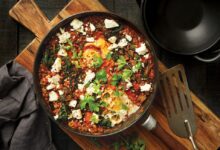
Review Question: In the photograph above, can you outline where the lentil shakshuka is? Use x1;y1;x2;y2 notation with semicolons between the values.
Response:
39;15;155;134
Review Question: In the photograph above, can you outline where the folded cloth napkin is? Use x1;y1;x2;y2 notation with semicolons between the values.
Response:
0;61;56;150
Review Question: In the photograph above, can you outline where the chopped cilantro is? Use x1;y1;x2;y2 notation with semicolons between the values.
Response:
80;95;99;112
96;69;107;83
100;101;108;107
111;74;122;86
113;89;122;97
106;52;112;60
90;113;100;124
122;69;133;80
64;45;72;51
67;39;73;47
117;56;127;70
93;56;103;68
132;61;142;73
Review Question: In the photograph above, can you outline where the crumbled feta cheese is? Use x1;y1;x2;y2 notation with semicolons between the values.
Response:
104;19;119;28
70;19;83;30
58;48;67;56
57;28;70;43
140;83;151;92
108;43;118;50
142;63;145;67
86;37;95;42
58;90;64;95
84;70;95;85
125;34;132;42
132;66;138;73
86;83;95;95
144;53;149;59
54;114;59;120
51;58;62;72
69;100;77;108
107;110;127;127
72;109;82;119
46;84;55;90
108;36;117;43
126;80;133;89
49;91;59;101
78;71;95;91
79;95;84;100
128;105;140;116
77;26;86;35
78;84;84;91
48;74;60;85
135;43;148;55
118;38;128;48
89;23;96;31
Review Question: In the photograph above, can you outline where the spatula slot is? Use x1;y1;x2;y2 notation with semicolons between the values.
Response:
159;78;171;117
165;76;178;114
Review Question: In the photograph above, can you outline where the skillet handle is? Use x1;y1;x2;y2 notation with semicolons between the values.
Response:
194;49;220;63
142;115;187;150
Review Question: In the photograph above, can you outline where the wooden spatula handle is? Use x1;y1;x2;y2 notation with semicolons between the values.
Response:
9;0;50;39
142;115;187;150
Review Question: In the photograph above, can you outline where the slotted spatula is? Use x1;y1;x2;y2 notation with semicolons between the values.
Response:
159;64;198;150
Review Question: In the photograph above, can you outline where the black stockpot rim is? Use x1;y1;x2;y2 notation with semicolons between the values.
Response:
140;0;220;56
33;11;159;137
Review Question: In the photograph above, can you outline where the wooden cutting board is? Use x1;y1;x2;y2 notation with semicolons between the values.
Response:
9;0;220;149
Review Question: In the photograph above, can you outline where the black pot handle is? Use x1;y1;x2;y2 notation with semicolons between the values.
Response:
194;49;220;63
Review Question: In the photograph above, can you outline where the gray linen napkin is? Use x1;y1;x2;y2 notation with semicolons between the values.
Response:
0;61;56;150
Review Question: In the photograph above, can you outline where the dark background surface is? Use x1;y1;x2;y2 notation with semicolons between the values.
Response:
1;0;220;149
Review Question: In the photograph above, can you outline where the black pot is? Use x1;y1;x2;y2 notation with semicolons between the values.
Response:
138;0;220;63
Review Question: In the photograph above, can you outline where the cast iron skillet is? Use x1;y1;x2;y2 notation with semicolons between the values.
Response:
138;0;220;62
33;12;159;137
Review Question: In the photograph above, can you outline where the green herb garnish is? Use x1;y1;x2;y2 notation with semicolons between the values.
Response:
106;52;112;60
57;104;68;121
111;74;122;86
113;89;122;97
117;56;127;70
122;69;133;80
96;69;107;83
93;56;103;68
80;95;99;112
90;113;100;124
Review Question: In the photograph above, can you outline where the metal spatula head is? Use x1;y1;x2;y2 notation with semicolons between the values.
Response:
159;65;197;141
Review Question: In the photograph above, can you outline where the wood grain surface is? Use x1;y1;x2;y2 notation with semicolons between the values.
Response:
8;0;220;149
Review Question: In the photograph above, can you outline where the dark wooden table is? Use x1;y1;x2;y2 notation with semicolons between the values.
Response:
1;0;220;149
